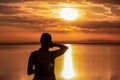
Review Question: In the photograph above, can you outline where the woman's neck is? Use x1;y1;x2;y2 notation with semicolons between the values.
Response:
41;47;49;51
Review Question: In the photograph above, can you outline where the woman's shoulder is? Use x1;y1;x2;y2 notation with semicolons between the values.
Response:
31;49;40;55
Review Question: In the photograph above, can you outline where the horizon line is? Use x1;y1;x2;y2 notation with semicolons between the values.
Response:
0;42;120;45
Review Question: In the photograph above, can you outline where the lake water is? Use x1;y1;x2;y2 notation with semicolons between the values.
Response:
0;44;120;80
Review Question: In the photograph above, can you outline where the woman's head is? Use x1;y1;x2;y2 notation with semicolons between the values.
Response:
40;33;53;48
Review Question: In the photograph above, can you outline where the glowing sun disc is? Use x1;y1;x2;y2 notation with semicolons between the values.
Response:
59;8;79;20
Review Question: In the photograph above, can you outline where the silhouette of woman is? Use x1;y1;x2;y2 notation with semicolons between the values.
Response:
27;33;68;80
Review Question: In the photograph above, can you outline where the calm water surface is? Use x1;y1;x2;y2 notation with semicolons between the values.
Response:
0;44;120;80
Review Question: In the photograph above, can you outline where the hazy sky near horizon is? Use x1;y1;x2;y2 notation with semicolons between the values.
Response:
0;0;120;43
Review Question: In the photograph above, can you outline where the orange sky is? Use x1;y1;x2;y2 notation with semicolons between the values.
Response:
0;0;120;43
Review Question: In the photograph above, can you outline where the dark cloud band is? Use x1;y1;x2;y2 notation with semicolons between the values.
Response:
87;0;120;5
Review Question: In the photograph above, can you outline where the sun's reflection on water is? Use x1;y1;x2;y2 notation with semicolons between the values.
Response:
62;44;75;79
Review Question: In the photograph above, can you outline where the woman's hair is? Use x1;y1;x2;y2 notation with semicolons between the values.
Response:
40;33;52;47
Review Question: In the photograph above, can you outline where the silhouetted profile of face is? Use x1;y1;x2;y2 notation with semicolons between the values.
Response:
40;33;53;48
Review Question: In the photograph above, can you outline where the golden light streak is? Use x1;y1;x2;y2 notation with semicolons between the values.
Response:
62;44;75;79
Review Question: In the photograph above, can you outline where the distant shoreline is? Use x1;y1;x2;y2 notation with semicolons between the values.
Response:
0;42;120;45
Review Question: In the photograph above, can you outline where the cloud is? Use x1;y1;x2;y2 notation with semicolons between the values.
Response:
0;15;61;33
0;1;120;35
0;0;120;5
0;1;120;20
0;0;32;3
0;4;25;15
104;4;120;16
60;21;120;34
0;0;66;3
0;11;120;34
86;0;120;5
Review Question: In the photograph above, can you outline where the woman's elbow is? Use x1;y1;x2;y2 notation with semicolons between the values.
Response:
64;46;68;51
27;69;34;75
27;70;32;75
27;71;30;75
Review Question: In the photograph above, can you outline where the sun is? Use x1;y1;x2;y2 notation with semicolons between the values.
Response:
59;8;79;21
